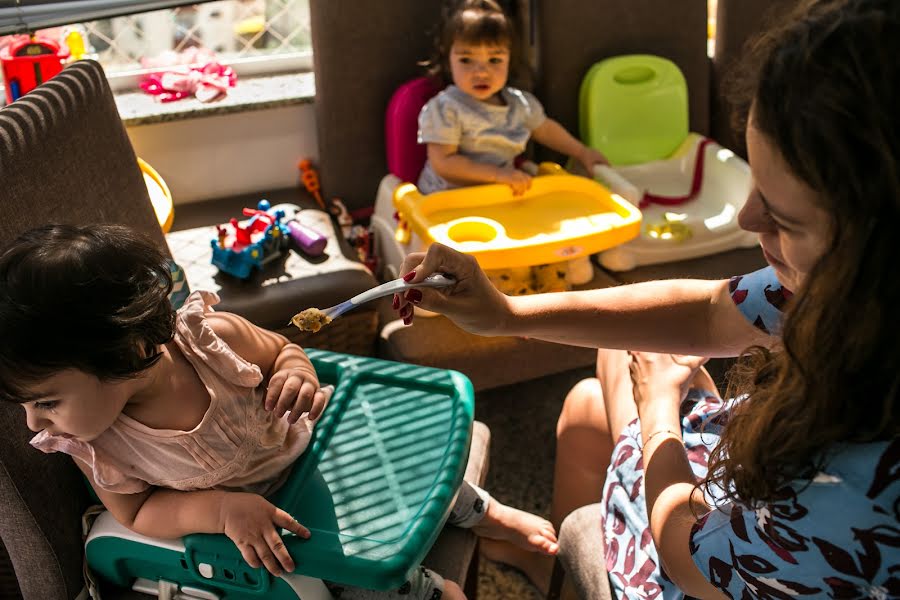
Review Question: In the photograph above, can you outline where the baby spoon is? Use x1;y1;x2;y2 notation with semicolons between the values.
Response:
291;273;455;331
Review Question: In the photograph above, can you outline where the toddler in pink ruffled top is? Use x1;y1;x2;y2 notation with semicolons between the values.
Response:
29;288;314;497
0;224;559;600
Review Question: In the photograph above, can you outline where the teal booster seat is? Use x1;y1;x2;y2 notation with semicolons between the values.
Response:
85;349;475;599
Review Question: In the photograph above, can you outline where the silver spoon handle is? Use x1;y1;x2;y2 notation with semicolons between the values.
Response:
347;273;455;307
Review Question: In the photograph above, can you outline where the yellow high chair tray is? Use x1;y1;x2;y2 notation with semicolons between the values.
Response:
394;175;641;270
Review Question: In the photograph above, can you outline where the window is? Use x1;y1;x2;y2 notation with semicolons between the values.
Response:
1;0;311;91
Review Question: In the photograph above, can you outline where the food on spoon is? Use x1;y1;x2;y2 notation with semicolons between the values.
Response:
291;308;332;332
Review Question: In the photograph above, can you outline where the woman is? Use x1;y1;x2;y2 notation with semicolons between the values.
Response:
392;0;899;597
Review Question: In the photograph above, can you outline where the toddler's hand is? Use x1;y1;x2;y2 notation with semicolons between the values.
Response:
218;492;310;576
265;367;331;423
578;146;610;174
496;168;532;195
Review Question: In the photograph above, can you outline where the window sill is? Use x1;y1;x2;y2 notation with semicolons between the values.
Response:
116;71;315;127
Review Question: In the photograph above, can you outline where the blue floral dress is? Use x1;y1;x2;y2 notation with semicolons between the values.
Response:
601;267;900;599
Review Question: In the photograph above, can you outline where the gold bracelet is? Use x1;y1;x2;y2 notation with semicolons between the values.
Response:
642;428;681;447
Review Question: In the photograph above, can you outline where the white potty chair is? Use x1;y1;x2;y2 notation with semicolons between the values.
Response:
580;54;758;271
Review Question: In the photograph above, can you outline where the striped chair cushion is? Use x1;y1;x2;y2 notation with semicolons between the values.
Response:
0;59;163;600
0;60;165;252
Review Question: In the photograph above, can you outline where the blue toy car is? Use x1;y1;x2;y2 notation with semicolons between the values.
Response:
210;200;290;279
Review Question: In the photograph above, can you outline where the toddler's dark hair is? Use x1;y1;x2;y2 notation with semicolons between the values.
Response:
0;224;175;403
423;0;528;87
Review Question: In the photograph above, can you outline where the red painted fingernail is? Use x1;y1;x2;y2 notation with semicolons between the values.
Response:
403;317;412;326
406;289;423;303
403;271;416;282
392;295;399;310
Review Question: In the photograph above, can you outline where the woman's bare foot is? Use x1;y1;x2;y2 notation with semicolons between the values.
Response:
480;538;556;596
471;500;559;555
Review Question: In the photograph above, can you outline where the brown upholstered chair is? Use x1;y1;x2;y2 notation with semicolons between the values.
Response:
0;60;490;600
535;0;711;162
0;59;160;600
535;0;767;287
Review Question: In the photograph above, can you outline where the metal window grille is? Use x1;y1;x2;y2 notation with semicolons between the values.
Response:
2;0;310;76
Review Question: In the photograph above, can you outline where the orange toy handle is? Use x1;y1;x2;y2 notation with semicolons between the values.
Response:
298;159;326;209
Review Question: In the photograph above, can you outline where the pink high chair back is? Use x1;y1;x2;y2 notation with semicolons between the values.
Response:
385;77;442;184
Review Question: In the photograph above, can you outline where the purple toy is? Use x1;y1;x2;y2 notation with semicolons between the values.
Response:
288;220;328;256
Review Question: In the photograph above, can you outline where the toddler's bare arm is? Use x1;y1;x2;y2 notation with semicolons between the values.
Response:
427;142;528;191
75;458;308;575
76;456;226;537
207;310;327;422
531;118;608;171
204;311;308;382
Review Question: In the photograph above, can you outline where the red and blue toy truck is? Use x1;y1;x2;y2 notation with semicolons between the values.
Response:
210;200;290;279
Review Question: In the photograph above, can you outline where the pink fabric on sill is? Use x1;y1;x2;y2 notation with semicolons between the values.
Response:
140;62;237;103
31;290;317;496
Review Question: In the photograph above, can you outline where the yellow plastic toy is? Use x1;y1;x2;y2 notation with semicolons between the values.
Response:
139;158;174;233
392;174;641;270
64;30;87;62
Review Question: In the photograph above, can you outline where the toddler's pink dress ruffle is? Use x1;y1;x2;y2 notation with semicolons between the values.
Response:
31;291;315;496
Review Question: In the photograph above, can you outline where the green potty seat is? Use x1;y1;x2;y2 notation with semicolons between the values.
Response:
85;349;475;599
579;54;689;166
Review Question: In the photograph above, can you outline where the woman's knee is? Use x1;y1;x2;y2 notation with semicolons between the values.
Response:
556;377;610;441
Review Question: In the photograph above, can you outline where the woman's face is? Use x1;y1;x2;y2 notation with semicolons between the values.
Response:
738;118;833;292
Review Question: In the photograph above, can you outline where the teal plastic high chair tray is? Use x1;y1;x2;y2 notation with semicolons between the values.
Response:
85;349;474;598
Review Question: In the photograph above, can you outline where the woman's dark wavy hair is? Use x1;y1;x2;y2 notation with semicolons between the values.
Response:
422;0;530;88
705;0;900;504
0;224;175;403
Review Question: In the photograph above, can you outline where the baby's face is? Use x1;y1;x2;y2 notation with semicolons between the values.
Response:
21;369;132;442
449;41;510;103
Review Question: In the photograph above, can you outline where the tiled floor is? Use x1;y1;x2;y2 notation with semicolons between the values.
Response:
472;366;596;600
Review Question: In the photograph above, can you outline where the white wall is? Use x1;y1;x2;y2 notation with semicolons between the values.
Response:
126;103;318;205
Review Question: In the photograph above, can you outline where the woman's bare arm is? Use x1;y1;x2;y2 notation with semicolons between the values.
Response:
501;278;773;358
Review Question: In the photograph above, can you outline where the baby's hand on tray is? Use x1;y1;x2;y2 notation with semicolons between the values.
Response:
266;367;332;423
218;492;310;576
